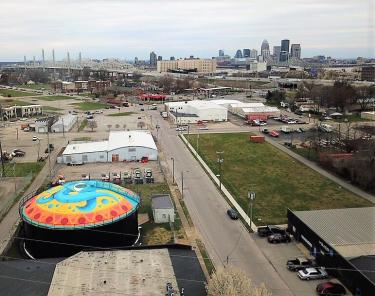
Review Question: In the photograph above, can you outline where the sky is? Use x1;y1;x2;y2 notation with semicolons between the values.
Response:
0;0;374;61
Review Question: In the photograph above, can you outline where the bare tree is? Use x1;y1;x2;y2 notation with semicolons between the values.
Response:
207;267;272;296
107;124;112;131
123;124;127;131
137;121;145;130
87;120;97;132
115;124;120;129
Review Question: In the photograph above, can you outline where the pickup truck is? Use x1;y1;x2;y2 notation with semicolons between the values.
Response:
286;257;316;271
257;225;287;237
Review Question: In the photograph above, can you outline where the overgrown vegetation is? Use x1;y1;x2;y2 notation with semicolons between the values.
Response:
187;133;372;225
106;112;135;117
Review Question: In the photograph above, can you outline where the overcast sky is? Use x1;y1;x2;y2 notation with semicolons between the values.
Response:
0;0;374;61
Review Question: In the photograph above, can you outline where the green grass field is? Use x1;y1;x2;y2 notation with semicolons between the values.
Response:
3;162;44;177
35;95;72;101
106;112;135;117
72;102;108;110
20;83;51;90
187;133;373;224
0;89;36;97
78;119;88;131
0;98;35;106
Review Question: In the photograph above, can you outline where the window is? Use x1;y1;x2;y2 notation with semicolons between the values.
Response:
162;214;167;218
128;148;136;152
99;155;104;159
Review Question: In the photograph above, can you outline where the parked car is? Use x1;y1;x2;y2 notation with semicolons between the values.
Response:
11;149;25;157
86;114;94;119
176;126;187;131
45;144;54;153
140;108;145;111
101;173;110;182
267;233;291;243
316;282;346;296
257;225;287;237
133;169;143;184
262;128;269;134
227;209;239;220
269;130;279;137
32;136;39;141
123;171;132;184
298;267;328;280
81;173;90;180
287;257;316;271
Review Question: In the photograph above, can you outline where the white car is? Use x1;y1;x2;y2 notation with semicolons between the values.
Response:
298;267;328;280
32;136;39;141
176;126;187;131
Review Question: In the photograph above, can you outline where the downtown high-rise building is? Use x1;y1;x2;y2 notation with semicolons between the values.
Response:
250;49;258;59
273;46;281;62
243;49;251;58
261;39;270;59
290;44;301;59
157;55;163;61
235;49;243;58
219;49;225;57
150;51;157;67
280;39;290;62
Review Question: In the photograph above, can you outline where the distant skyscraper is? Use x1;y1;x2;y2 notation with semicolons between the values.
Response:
150;51;157;66
235;49;243;58
261;40;269;51
170;56;175;61
280;39;290;62
273;46;281;62
219;49;224;57
261;40;270;59
134;57;139;64
290;44;301;59
243;49;250;58
250;49;258;59
157;56;162;61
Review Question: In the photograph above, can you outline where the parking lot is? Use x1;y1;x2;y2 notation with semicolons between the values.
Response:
54;161;164;184
252;233;349;296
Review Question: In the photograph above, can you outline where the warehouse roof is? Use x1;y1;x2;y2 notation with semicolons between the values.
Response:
187;100;226;110
151;194;174;209
48;246;206;296
52;114;77;126
108;131;157;151
229;102;265;108
63;131;157;155
293;207;375;258
242;106;280;113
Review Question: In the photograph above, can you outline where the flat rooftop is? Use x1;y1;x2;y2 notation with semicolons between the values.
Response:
293;207;375;258
48;246;206;296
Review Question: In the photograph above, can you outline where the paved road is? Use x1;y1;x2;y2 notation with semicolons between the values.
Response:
151;110;293;296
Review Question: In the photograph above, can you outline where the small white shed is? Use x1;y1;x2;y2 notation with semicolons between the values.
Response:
151;194;175;223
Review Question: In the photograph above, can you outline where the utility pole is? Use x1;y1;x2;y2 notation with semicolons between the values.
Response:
47;130;51;178
181;171;184;199
62;117;65;138
0;140;5;177
171;157;175;183
196;129;200;156
216;151;224;190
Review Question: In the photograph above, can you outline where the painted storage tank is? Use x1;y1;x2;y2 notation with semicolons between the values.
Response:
19;180;140;258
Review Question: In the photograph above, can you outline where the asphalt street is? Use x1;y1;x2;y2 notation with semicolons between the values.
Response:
150;110;294;296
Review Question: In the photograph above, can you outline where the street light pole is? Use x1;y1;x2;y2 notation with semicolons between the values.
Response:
196;129;200;156
248;191;256;231
216;151;224;190
171;157;175;184
181;171;184;199
47;130;51;178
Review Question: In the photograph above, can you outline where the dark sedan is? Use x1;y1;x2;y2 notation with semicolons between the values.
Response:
227;209;239;220
267;233;291;243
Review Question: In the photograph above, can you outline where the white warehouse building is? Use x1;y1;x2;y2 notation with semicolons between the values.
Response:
165;100;227;124
57;131;158;165
51;114;78;133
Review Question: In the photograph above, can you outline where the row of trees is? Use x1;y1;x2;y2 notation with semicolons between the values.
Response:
295;81;374;112
158;75;205;93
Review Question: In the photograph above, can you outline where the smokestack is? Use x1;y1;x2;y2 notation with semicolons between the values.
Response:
42;49;45;70
33;56;36;67
24;56;27;69
67;52;70;67
79;52;82;66
52;49;55;66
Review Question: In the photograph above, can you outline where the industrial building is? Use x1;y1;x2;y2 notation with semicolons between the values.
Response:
1;104;43;120
151;194;175;223
165;100;227;124
35;116;55;133
288;207;375;296
361;111;375;121
57;130;158;165
157;58;217;73
51;114;78;133
228;102;280;120
20;180;141;258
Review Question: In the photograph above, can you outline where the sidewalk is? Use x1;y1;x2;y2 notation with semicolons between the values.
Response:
0;151;58;255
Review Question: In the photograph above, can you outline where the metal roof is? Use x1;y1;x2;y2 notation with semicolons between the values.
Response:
62;130;157;155
151;194;174;209
293;207;375;257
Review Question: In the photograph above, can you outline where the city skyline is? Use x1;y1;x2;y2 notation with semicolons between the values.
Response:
0;0;374;61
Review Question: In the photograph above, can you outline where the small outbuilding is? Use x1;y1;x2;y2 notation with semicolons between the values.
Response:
151;194;175;223
51;114;78;133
